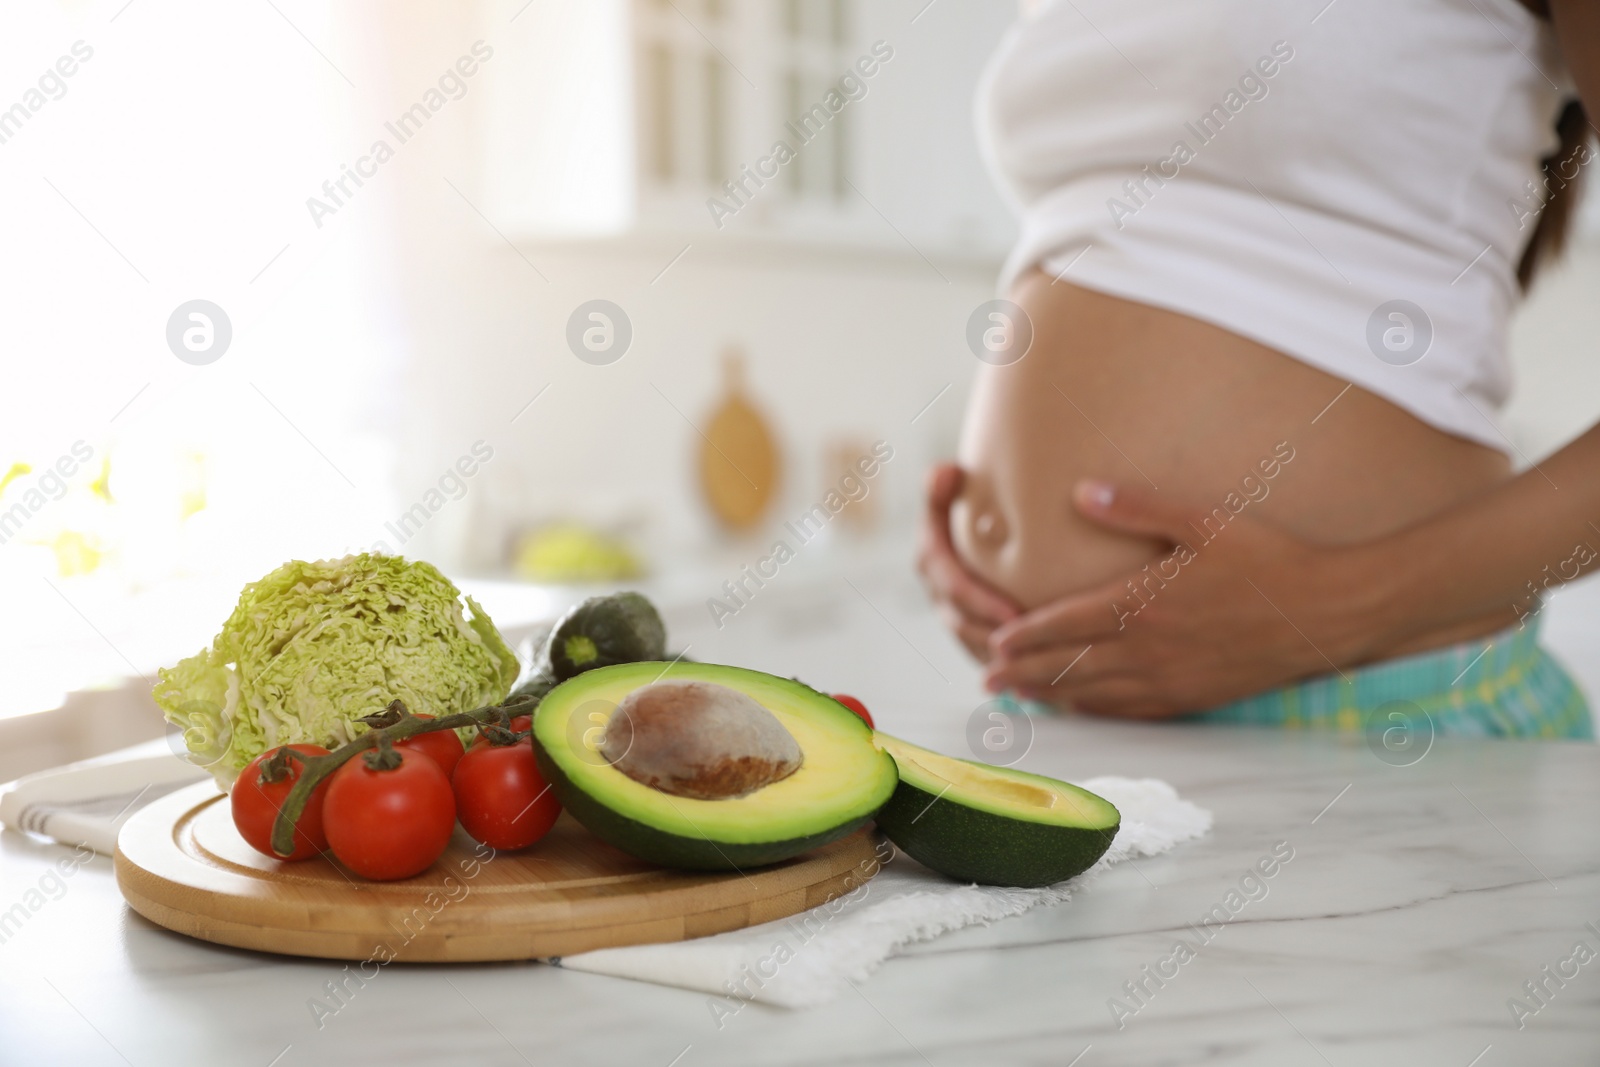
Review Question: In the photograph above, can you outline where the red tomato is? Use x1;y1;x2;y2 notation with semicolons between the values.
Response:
231;744;331;861
393;714;466;779
831;694;874;729
324;748;457;880
452;739;560;851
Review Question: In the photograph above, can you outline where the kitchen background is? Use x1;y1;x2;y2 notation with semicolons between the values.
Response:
2;0;1598;780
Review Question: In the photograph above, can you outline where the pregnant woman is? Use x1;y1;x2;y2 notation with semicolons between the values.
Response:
920;0;1598;736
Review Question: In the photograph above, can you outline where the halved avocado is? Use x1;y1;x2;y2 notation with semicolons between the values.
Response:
873;734;1120;888
533;661;898;870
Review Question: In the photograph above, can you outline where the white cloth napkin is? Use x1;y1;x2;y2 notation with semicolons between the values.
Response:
0;749;1209;1008
550;777;1211;1009
0;746;207;855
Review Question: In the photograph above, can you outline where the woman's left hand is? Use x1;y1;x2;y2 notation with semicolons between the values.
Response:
982;480;1387;718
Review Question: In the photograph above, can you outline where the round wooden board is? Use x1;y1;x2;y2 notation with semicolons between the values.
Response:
115;781;884;963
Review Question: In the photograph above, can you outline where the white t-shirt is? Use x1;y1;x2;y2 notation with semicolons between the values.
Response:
978;0;1573;450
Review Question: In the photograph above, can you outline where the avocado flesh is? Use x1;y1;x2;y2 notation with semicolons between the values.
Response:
873;734;1120;888
533;661;898;870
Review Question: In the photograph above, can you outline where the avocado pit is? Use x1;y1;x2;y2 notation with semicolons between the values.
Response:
600;680;803;800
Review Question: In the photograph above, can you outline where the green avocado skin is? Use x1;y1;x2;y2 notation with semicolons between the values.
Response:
546;593;668;681
874;779;1119;888
533;742;879;870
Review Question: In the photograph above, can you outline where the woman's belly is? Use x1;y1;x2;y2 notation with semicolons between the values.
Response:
954;270;1514;655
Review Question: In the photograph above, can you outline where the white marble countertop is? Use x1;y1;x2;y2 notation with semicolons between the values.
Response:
2;567;1597;1066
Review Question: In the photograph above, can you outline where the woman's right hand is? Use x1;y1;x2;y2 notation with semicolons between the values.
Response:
916;463;1022;662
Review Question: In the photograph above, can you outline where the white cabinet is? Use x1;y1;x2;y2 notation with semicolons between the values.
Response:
479;0;1016;261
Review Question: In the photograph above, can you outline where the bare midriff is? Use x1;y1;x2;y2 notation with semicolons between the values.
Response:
953;269;1516;661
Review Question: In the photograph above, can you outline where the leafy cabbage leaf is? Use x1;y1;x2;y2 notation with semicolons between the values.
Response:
153;554;517;788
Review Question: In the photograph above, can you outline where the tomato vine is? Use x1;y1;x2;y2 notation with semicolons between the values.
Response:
267;693;539;857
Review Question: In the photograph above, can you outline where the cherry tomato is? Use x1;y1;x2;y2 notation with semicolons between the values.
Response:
324;748;456;880
831;694;874;729
393;714;466;779
232;744;331;861
452;739;560;851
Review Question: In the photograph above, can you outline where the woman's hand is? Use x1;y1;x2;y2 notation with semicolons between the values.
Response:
916;463;1022;662
982;481;1388;718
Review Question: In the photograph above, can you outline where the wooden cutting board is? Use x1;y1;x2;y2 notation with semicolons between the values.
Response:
698;350;780;531
115;781;883;963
